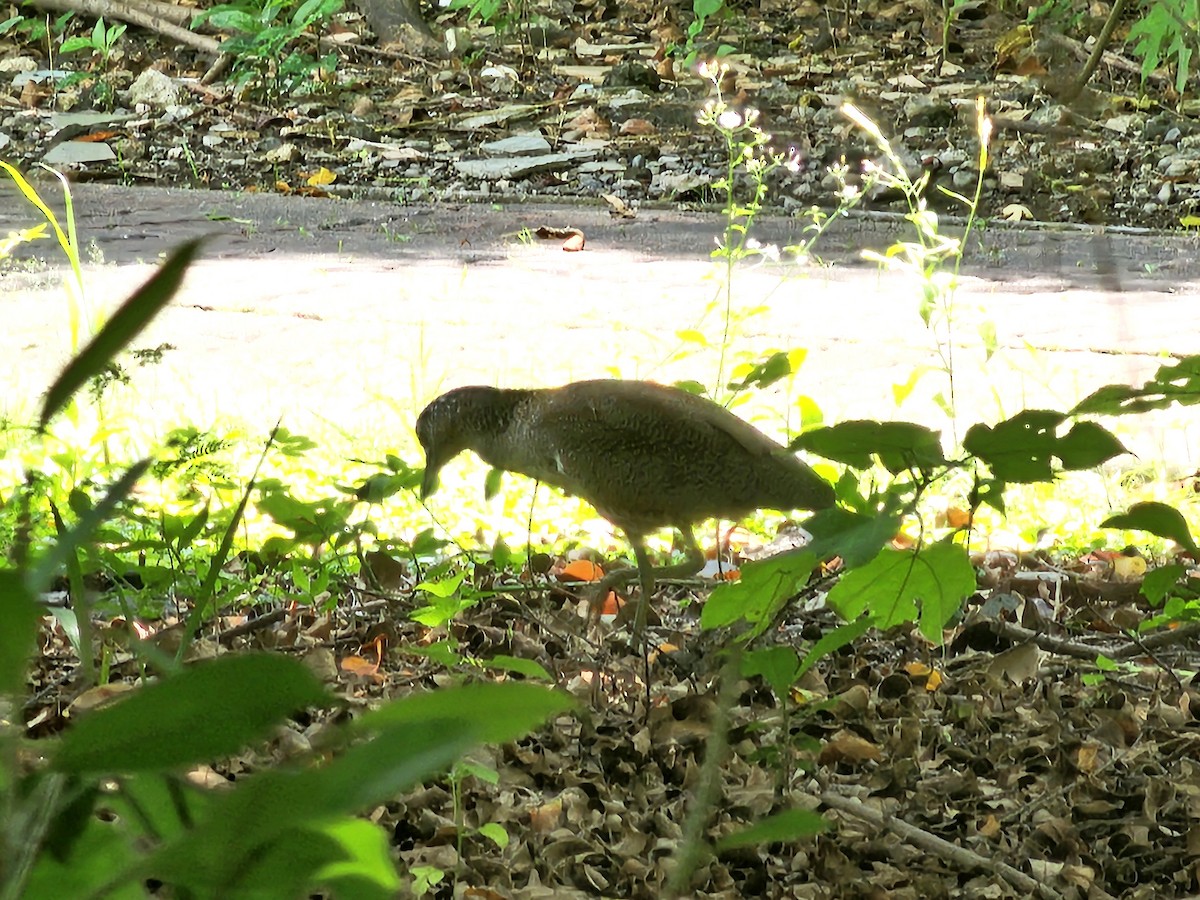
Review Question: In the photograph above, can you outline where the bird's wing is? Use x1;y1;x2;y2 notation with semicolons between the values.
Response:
563;380;794;459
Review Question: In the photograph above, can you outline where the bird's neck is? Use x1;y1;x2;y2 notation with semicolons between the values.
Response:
470;388;536;468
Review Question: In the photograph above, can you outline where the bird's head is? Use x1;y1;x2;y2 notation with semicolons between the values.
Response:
415;386;510;500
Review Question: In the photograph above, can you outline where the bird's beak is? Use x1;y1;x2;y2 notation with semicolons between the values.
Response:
419;465;439;500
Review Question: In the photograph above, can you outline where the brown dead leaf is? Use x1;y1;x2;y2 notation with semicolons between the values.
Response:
819;729;882;765
618;118;657;136
529;797;563;832
602;193;635;218
988;643;1041;684
69;682;136;715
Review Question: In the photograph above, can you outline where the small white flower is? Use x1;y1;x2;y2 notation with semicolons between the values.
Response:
718;110;742;129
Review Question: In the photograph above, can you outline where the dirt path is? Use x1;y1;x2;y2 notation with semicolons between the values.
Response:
3;184;1199;469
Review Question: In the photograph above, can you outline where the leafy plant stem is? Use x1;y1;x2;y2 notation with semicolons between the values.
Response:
667;647;739;895
179;422;281;657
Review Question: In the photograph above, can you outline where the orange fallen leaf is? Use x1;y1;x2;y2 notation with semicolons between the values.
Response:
598;591;623;616
561;559;603;582
340;655;381;679
945;506;970;528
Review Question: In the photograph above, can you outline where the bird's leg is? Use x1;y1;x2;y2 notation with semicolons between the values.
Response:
589;528;707;642
630;538;656;649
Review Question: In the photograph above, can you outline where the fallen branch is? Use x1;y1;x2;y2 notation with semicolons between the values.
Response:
29;0;222;56
819;789;1071;900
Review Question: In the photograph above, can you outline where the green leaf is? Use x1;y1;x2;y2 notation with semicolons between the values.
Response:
414;572;465;599
353;683;574;745
716;808;827;851
796;617;873;677
963;410;1125;482
32;460;152;593
53;654;331;774
741;646;799;699
354;470;418;503
40;239;205;428
701;551;818;633
25;809;143;899
807;507;902;569
1101;502;1199;555
1073;355;1200;416
793;421;945;473
0;571;42;696
477;822;509;849
1054;421;1128;470
312;819;401;897
727;351;792;392
483;654;552;681
483;467;504;500
1140;563;1187;607
825;540;974;642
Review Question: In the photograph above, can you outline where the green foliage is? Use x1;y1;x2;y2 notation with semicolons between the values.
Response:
940;0;983;60
59;16;127;65
1024;0;1087;29
848;99;994;439
1101;501;1199;555
1;161;88;349
826;540;975;642
1073;354;1200;415
0;11;73;47
39;240;204;429
1127;0;1199;96
962;411;1127;483
692;63;867;413
193;0;342;98
447;0;505;24
674;0;735;65
716;808;828;850
0;173;574;898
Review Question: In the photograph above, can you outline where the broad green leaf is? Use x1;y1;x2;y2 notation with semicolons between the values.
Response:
702;551;818;632
1101;502;1199;555
963;410;1064;481
1139;563;1187;607
716;808;827;851
796;617;873;678
825;540;974;642
727;351;793;392
354;682;574;744
0;571;42;695
963;410;1125;482
741;646;799;699
483;467;504;500
145;720;476;892
807;507;901;569
1054;421;1127;470
793;421;945;473
53;654;331;774
478;822;509;849
354;471;417;503
40;239;205;427
415;571;465;599
24;813;143;900
313;819;400;898
1073;355;1200;416
483;654;552;681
